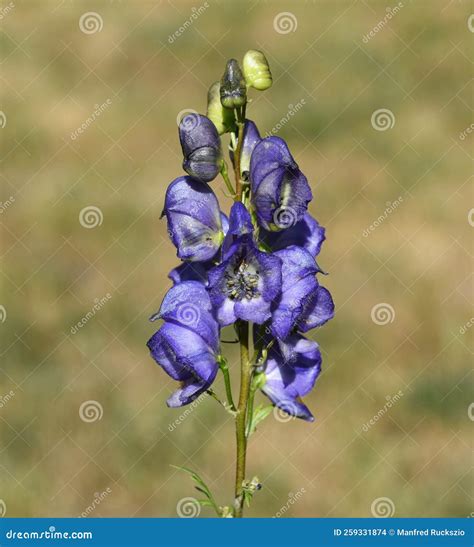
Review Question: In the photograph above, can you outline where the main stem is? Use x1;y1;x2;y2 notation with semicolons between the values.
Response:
234;320;251;517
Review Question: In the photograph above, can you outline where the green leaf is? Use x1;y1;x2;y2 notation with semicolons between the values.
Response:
247;404;273;436
171;465;221;516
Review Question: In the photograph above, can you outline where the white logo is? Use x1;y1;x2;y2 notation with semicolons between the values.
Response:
79;400;103;423
273;402;297;423
371;497;395;517
0;305;6;323
79;206;103;229
176;303;201;327
177;109;200;131
0;111;6;128
371;303;395;325
273;12;298;34
176;496;201;518
468;208;474;227
468;14;474;33
273;206;298;229
0;499;6;517
371;108;395;131
79;12;103;35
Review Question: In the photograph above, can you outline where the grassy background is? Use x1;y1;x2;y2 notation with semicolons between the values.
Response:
0;0;472;518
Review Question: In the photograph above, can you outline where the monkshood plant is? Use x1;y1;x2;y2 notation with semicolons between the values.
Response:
147;50;334;518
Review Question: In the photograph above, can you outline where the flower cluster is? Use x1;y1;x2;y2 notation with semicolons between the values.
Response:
147;50;334;422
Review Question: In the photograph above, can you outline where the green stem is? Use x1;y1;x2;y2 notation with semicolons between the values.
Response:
220;161;235;197
233;107;246;201
219;357;236;411
234;320;251;517
245;377;256;437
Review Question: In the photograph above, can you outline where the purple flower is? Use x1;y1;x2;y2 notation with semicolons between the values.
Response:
208;203;282;326
163;176;224;262
271;246;334;340
250;137;312;231
147;282;220;407
259;213;325;258
179;114;222;183
261;333;322;421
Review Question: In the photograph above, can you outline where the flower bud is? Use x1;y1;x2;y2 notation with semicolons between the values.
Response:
220;59;247;109
243;50;272;91
206;81;235;135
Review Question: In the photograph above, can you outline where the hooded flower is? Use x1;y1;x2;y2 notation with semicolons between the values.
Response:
208;202;282;326
261;333;322;421
163;176;224;262
147;281;220;407
271;245;334;340
179;113;222;183
250;137;312;232
259;213;325;258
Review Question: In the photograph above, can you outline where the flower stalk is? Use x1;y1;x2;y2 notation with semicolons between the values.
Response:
147;50;334;518
234;320;251;517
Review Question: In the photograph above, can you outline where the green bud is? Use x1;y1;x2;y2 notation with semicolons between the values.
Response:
206;81;235;135
242;49;272;91
220;59;247;109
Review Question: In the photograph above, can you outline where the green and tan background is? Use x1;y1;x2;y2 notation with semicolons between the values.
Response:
0;0;472;518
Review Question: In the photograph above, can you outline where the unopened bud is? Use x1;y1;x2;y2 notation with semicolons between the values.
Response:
207;81;235;135
220;59;247;109
243;50;272;91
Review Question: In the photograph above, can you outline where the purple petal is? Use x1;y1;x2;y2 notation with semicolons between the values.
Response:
260;213;326;257
262;334;322;421
147;322;218;384
250;137;312;231
164;176;223;262
298;285;335;332
179;114;222;183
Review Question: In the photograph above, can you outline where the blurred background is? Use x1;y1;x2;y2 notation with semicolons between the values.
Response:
0;0;472;518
